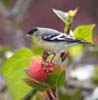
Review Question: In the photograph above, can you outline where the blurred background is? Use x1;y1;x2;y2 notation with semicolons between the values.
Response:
0;0;98;100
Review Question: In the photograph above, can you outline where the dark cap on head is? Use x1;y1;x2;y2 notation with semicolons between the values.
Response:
27;27;38;35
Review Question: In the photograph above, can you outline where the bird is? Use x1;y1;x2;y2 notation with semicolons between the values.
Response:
27;27;90;60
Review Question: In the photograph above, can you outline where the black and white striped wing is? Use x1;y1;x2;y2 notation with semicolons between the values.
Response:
42;32;80;43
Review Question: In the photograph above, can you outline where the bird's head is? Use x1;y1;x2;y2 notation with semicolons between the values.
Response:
27;27;38;36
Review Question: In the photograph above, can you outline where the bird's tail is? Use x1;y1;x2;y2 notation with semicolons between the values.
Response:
78;40;94;45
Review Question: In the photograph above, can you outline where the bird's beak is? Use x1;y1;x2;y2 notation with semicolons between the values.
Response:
26;33;30;37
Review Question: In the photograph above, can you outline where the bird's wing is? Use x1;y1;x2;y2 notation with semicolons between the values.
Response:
42;32;80;43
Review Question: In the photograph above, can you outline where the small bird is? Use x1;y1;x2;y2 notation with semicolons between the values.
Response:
27;27;90;59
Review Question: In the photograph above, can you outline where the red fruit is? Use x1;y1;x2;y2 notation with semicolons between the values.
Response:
27;58;56;82
28;61;48;82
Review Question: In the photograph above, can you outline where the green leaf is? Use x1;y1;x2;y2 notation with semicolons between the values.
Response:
1;48;33;100
24;78;47;91
2;0;10;7
47;67;60;87
56;70;66;89
22;89;37;100
68;8;78;18
73;24;95;43
53;8;69;24
53;8;78;25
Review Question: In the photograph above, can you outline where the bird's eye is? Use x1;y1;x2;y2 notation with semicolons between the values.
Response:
27;28;38;35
